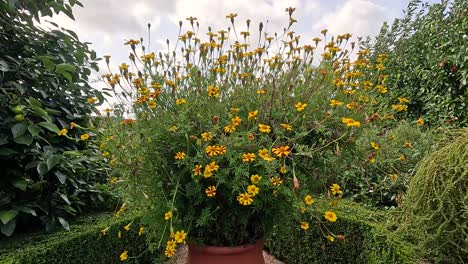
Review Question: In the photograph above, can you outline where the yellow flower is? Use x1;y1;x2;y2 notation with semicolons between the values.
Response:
58;128;68;136
201;132;212;141
87;97;97;104
230;108;240;113
280;123;292;131
329;99;344;107
215;145;227;155
324;211;337;222
207;85;220;97
242;153;256;162
80;133;90;140
165;245;176;257
258;124;271;133
231;116;242;126
370;142;380;150
148;100;156;109
165;211;172;220
175;152;186;160
174;230;187;243
280;165;287;174
138;226;144;236
417;117;424;126
205;186;217;197
118;231;122;239
248;110;258;120
205;145;218;157
193;165;203;176
250;174;262;184
270;176;283;187
399;154;406;161
175;98;187;105
404;141;413;148
391;104;408;112
102;151;110;158
330;184;343;196
224;124;236;133
304;195;314;205
120;250;128;261
226;13;238;19
124;223;131;231
258;148;275;161
295;102;307;112
247;185;259;197
327;235;335;242
397;97;410;104
70;122;77;129
237;192;253;206
248;133;255;141
390;174;398;181
256;89;267;94
272;146;290;158
300;221;309;230
341;117;361;127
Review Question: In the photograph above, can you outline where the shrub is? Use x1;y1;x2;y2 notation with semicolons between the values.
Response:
364;0;468;126
0;212;153;264
0;0;112;236
397;130;467;263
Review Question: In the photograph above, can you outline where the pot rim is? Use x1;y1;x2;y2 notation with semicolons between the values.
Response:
188;239;264;255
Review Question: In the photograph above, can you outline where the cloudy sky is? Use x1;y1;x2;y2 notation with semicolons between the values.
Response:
43;0;440;110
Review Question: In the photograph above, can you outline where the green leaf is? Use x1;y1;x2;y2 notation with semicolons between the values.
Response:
59;193;71;205
0;148;17;156
38;122;59;133
47;155;62;171
15;206;36;216
42;58;56;71
28;124;40;136
12;179;28;191
11;123;27;138
0;210;18;224
56;63;76;73
1;219;16;236
14;134;33;145
63;150;82;157
57;217;70;231
31;106;51;122
28;97;42;107
37;162;49;176
55;171;67;184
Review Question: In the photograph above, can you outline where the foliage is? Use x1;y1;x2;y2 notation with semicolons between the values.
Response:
101;7;419;260
397;130;467;263
266;200;421;264
363;0;468;126
0;0;113;236
0;212;152;264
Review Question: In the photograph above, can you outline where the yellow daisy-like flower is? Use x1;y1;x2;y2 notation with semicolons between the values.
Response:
87;97;97;104
272;146;290;158
118;231;122;239
205;145;218;157
205;186;217;197
250;174;262;184
124;223;131;231
304;195;314;205
215;145;227;155
256;89;266;94
58;128;68;136
330;99;344;107
224;124;236;133
165;211;172;220
165;245;176;257
324;211;337;222
258;124;271;133
370;142;380;150
270;176;283;187
330;184;343;196
237;192;253;206
138;226;144;236
175;152;186;160
242;153;256;162
341;117;361;127
248;110;258;120
120;250;128;261
207;85;220;97
231;116;242;126
206;161;220;172
230;108;240;113
247;185;259;197
417;117;424;126
280;165;287;174
327;235;335;242
175;98;187;105
80;133;90;140
390;174;398;181
404;141;413;148
295;102;307;112
397;97;410;104
399;154;406;161
258;148;275;162
300;221;309;230
174;230;187;243
148;100;156;109
193;165;203;176
280;123;292;131
201;132;213;141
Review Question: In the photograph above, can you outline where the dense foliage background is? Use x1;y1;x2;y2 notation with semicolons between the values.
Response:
0;0;112;236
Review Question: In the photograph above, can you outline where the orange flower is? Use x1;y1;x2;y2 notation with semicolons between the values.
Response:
272;146;290;158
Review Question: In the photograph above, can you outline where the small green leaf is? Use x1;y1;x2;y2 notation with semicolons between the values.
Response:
63;151;82;157
28;97;42;107
37;162;49;176
57;217;70;231
28;124;40;136
1;219;16;236
15;206;36;216
31;106;51;122
0;210;18;224
0;148;17;156
47;155;61;171
12;179;28;191
56;63;76;73
59;193;71;205
14;134;33;145
11;123;27;138
38;122;59;133
55;171;67;184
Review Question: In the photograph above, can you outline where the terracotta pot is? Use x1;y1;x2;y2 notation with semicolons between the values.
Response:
187;239;265;264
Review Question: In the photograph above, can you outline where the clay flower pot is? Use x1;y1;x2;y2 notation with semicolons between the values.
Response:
187;239;265;264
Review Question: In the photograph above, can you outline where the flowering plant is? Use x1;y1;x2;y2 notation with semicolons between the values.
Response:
101;8;409;259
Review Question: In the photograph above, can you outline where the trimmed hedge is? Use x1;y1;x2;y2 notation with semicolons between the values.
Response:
265;200;422;264
0;212;154;264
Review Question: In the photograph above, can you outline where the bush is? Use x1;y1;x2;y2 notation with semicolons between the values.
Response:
265;200;421;264
397;130;467;263
364;0;468;126
0;212;153;264
0;0;113;236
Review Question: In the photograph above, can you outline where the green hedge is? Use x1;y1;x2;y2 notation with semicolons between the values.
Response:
0;212;154;264
265;201;422;264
